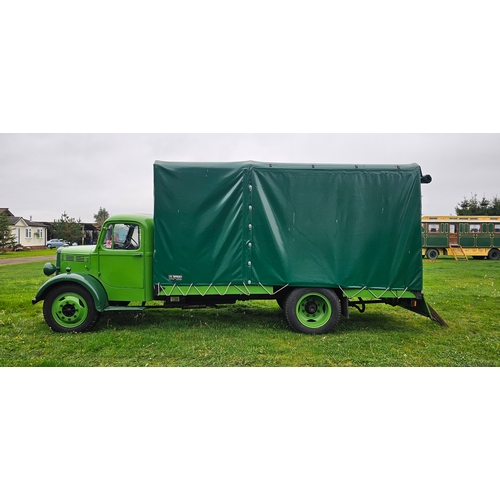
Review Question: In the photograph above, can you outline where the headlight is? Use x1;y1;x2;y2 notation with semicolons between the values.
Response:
43;262;57;276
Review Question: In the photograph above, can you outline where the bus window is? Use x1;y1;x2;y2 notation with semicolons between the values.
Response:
449;224;457;233
495;224;500;233
469;223;481;233
428;223;440;233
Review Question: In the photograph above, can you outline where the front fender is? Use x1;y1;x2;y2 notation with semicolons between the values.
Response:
32;273;109;312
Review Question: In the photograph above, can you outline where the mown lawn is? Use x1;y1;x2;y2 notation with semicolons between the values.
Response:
0;248;56;259
1;258;499;366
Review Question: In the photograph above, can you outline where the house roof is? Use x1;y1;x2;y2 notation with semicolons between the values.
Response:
27;220;48;227
7;216;27;226
3;208;92;230
2;208;48;228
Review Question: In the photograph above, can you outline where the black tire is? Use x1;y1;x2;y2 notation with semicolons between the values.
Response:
43;284;100;333
275;296;286;309
488;248;500;260
426;248;439;259
285;288;341;334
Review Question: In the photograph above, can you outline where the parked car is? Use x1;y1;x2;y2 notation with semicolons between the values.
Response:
47;239;69;249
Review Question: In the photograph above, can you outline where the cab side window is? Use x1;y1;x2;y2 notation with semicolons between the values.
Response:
103;224;141;250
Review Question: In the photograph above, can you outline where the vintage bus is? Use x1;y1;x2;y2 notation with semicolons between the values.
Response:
422;216;500;260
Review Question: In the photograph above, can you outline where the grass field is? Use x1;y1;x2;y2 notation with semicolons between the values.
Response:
1;258;499;366
0;248;57;259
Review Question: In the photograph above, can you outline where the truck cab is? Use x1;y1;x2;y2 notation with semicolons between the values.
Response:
97;215;154;302
32;214;154;332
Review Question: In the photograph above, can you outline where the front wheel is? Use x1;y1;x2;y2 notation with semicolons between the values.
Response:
285;288;341;334
43;284;100;333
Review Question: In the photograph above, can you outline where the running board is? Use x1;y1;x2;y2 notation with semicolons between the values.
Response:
104;306;146;312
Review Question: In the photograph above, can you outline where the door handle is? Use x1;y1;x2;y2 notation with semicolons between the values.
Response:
133;253;143;257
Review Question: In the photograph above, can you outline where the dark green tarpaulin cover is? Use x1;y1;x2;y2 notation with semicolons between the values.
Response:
153;161;424;291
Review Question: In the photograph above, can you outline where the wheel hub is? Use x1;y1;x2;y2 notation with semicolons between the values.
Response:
305;301;318;314
61;303;77;318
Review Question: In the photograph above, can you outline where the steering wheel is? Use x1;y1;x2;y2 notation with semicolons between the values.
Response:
125;237;138;250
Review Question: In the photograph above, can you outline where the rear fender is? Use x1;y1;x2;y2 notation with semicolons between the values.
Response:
32;273;109;312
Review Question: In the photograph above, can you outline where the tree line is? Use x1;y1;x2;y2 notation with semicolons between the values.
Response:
455;194;500;216
51;207;110;243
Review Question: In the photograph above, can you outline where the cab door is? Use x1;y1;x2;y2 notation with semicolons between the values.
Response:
97;222;145;301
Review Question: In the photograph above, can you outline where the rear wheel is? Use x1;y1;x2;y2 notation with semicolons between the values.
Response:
43;284;100;333
488;248;500;260
426;248;439;259
285;288;341;334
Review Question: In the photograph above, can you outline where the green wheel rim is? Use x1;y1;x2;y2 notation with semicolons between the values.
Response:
51;291;89;328
295;292;332;328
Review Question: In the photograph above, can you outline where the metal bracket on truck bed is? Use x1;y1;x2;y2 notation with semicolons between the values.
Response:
345;292;447;327
394;295;448;326
425;303;448;326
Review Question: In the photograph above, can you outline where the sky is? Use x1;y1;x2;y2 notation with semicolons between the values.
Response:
1;133;499;223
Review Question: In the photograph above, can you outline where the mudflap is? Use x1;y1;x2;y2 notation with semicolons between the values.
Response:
396;294;448;326
340;295;350;318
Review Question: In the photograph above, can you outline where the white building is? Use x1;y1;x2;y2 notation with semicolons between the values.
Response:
1;208;48;248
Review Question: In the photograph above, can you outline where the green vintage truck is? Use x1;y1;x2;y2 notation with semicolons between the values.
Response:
33;161;444;334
